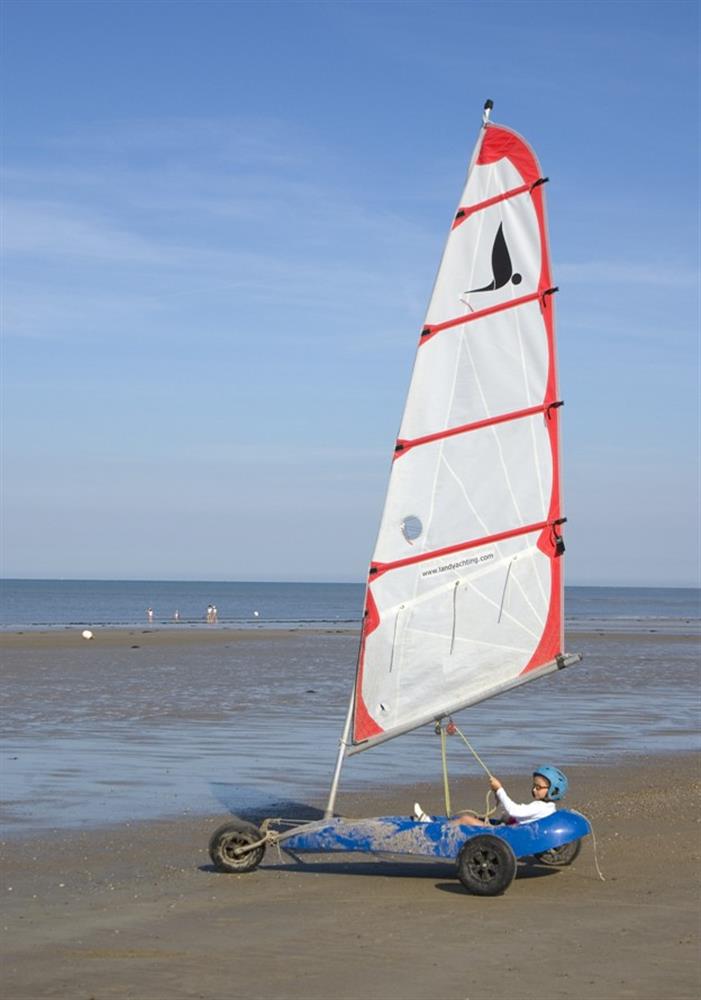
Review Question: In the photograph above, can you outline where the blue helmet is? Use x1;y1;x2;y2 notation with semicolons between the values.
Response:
534;765;568;801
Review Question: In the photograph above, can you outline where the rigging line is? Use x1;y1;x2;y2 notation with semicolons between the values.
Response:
440;726;452;816
497;559;514;623
452;724;494;779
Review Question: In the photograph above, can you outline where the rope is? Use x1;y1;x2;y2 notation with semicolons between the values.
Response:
452;723;495;779
588;819;607;881
440;725;452;815
437;721;496;820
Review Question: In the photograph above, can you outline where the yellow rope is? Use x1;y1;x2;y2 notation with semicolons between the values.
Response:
452;723;495;779
440;725;452;816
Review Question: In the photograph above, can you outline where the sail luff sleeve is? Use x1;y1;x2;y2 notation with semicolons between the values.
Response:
352;122;566;749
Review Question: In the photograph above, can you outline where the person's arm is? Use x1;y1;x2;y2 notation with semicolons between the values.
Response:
495;787;547;822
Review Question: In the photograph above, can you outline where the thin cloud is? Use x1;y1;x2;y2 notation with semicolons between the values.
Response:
558;259;698;288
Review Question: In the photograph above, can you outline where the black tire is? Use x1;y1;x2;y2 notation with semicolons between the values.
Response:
457;834;517;896
209;820;266;873
534;838;582;867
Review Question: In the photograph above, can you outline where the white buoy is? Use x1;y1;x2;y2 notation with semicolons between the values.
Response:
81;630;94;640
253;610;259;617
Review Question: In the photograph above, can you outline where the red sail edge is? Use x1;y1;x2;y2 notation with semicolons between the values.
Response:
353;590;384;742
483;122;564;675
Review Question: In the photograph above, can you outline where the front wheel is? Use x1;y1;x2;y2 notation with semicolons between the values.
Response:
534;838;582;867
209;820;266;873
457;834;517;896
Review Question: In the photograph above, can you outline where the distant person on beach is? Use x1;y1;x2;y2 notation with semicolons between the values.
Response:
212;604;218;623
206;604;215;624
414;765;567;826
173;609;180;622
147;607;154;624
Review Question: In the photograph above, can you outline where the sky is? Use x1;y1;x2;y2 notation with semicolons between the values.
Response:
2;0;699;587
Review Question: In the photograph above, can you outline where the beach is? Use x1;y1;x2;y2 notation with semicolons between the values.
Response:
1;756;699;999
1;625;700;998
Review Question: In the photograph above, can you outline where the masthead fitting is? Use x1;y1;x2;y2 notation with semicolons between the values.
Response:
483;98;494;125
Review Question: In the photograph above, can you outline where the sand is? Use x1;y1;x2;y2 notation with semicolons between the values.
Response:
2;755;700;999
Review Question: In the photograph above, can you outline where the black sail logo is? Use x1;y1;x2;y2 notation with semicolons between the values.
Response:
465;223;522;294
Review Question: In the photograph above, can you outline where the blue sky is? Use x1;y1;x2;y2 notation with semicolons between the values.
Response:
2;0;699;586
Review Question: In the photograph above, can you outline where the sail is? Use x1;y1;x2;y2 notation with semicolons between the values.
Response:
350;117;568;753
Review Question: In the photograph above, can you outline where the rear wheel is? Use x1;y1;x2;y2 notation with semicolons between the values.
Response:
534;838;582;867
209;820;266;873
457;834;517;896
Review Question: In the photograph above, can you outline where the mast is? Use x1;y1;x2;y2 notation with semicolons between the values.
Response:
324;690;354;818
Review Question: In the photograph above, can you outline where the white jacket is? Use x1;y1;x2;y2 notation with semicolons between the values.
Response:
496;787;556;824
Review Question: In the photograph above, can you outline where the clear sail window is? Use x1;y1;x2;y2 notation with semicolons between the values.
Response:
401;515;423;543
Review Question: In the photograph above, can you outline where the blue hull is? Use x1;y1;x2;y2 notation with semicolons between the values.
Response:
282;809;590;861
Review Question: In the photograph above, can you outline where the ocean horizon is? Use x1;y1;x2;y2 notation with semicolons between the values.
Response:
1;579;699;630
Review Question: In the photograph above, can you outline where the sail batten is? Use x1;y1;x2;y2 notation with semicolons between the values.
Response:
370;519;556;578
395;401;559;456
421;289;548;342
453;177;546;228
351;115;568;751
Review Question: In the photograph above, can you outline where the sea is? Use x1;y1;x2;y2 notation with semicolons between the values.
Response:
1;579;700;631
1;581;699;835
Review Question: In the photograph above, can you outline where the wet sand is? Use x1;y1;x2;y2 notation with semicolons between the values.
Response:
3;624;699;835
2;626;700;997
0;626;347;650
1;755;700;999
3;621;699;649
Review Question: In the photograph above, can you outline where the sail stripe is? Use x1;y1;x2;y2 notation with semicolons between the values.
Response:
369;519;552;579
451;180;536;229
394;401;559;458
420;289;549;345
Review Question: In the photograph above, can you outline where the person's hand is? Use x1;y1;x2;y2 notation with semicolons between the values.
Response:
489;776;502;792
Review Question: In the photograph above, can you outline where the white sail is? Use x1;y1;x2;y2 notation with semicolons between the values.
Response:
350;117;568;752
